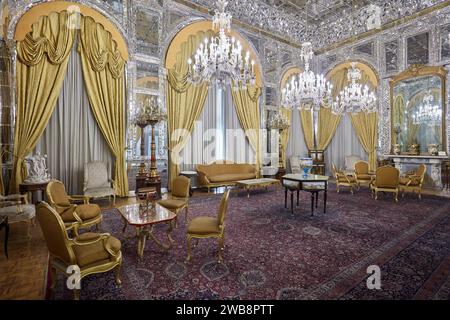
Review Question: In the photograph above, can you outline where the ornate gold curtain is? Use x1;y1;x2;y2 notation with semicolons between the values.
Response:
231;85;262;173
79;16;128;196
350;71;378;171
300;109;314;150
280;108;291;166
316;68;349;150
10;12;76;192
166;31;214;189
350;112;378;171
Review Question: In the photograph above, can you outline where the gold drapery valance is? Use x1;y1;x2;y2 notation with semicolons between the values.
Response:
79;16;126;79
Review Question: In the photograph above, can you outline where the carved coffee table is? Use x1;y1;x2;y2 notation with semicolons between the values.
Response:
118;203;177;258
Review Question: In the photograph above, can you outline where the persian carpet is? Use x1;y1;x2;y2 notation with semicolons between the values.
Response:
49;185;450;300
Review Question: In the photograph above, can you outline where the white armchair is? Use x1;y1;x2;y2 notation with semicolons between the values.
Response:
344;155;362;174
83;161;116;205
289;156;301;174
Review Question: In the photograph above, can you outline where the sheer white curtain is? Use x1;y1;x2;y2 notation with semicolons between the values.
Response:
179;84;253;172
180;85;218;172
325;113;367;174
286;110;309;172
36;44;114;195
225;87;254;164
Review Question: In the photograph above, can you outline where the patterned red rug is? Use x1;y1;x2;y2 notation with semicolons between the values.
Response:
49;185;450;300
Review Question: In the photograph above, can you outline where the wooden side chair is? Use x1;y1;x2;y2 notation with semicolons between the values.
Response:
186;189;230;262
158;175;190;223
36;202;122;300
355;161;372;187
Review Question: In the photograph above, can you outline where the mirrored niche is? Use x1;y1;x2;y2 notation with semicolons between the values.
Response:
390;65;447;155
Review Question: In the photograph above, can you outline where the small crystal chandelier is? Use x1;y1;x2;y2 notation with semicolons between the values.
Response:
281;42;333;111
187;0;256;89
331;62;377;115
412;90;440;125
268;110;290;131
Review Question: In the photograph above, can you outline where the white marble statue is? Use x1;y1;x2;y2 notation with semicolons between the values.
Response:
24;152;51;183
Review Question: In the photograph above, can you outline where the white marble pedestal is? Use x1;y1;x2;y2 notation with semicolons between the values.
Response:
385;155;449;189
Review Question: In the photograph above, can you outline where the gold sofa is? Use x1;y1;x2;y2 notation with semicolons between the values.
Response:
196;161;257;192
399;164;426;199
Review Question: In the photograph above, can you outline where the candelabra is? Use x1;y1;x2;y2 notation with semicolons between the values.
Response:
268;111;290;169
132;96;167;179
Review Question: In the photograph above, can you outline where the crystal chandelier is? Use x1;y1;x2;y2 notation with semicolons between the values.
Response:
331;62;377;115
187;0;256;89
412;90;440;125
268;110;290;130
281;42;333;111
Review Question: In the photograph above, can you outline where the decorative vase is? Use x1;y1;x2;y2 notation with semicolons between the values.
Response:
300;158;313;177
408;144;420;155
428;144;439;156
393;144;401;155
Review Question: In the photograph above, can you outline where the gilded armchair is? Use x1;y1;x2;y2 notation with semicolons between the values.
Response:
332;163;358;194
354;161;372;186
399;164;426;199
83;161;116;205
36;202;121;300
186;189;230;262
370;166;400;202
46;180;102;234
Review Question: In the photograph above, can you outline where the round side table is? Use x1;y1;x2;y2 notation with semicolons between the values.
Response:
179;171;198;196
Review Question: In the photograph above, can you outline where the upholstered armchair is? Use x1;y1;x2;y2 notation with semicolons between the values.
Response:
36;202;121;300
332;163;358;194
158;175;190;223
370;166;400;202
399;164;426;199
354;161;372;186
0;194;35;238
83;161;116;205
186;189;230;262
46;180;102;234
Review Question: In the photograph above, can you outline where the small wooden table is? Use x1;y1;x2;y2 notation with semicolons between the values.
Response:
136;175;162;198
118;203;176;258
282;174;329;215
19;181;49;204
236;178;280;198
0;215;8;259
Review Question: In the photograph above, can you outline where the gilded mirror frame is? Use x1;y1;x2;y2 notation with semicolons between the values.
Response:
390;65;447;154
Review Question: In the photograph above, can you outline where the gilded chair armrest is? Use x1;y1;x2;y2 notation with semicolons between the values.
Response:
69;195;89;204
196;170;210;186
0;194;28;204
72;232;110;246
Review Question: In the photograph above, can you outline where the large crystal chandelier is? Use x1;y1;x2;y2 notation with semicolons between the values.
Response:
187;0;256;89
331;62;377;115
412;90;440;125
281;42;333;111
